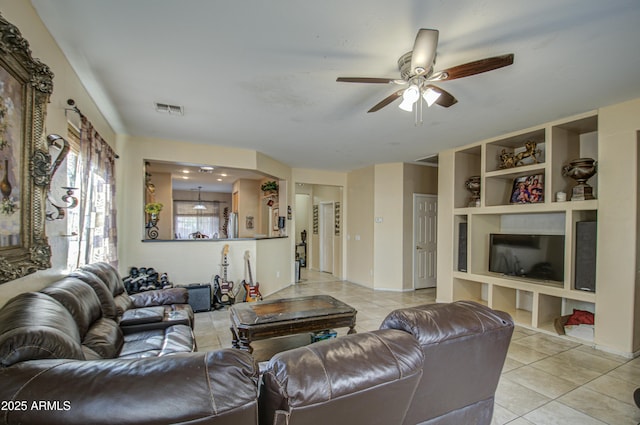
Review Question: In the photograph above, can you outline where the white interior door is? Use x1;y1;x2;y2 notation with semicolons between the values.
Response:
319;202;334;274
414;194;437;288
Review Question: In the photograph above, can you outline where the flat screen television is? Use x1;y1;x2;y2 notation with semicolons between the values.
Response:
488;233;565;283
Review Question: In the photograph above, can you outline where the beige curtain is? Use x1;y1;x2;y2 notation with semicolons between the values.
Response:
74;117;117;267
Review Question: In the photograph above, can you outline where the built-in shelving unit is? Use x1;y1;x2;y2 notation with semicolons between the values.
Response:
448;111;599;343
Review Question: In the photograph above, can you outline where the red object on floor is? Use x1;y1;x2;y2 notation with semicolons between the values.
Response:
565;309;594;326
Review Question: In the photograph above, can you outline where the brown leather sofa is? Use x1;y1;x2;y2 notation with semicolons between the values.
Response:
0;265;262;424
380;300;515;425
0;265;512;425
71;262;195;333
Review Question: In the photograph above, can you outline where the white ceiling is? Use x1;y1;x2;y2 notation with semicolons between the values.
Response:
31;1;640;172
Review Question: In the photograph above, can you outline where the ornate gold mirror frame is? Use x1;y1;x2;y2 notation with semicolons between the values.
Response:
0;13;54;283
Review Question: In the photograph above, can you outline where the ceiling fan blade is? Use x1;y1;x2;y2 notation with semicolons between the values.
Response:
368;90;404;113
425;84;457;108
432;53;514;81
336;77;396;84
410;29;439;75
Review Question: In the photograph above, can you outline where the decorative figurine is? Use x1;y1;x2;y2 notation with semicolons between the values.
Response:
465;176;481;207
498;140;542;169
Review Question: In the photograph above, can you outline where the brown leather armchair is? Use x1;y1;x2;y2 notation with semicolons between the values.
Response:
259;329;424;425
380;301;514;425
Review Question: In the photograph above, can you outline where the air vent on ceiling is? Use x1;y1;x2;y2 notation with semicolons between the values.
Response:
154;102;184;115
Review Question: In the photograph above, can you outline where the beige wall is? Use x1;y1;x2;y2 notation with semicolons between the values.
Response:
0;2;115;307
596;97;640;354
345;163;438;291
371;163;438;291
234;179;261;238
346;166;374;287
292;168;347;188
436;150;456;303
373;163;404;290
402;164;438;289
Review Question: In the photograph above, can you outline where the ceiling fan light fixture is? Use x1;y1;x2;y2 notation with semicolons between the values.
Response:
423;87;442;107
399;85;420;112
398;98;414;112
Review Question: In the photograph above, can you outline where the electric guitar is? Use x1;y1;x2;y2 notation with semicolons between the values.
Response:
242;251;262;302
213;244;235;306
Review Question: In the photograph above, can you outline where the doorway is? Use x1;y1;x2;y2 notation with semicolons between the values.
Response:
414;194;437;288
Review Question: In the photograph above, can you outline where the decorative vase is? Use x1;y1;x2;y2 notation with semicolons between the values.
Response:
562;158;597;201
146;213;159;239
465;175;481;207
0;159;12;200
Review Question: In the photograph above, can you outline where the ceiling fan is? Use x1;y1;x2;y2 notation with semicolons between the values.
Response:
337;29;514;119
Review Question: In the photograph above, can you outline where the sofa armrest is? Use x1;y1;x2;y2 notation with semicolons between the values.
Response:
129;287;189;307
0;350;259;425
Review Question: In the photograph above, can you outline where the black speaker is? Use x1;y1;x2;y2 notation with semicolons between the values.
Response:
185;284;212;312
458;222;468;272
575;221;597;292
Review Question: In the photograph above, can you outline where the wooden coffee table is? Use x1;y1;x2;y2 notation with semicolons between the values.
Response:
229;295;357;353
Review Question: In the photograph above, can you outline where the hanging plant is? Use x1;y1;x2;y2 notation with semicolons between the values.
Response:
144;202;163;215
261;181;278;193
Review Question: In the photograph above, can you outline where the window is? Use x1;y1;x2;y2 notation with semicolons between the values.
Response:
64;118;117;269
174;200;220;239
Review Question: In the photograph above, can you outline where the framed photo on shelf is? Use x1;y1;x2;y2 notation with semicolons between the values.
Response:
510;174;544;204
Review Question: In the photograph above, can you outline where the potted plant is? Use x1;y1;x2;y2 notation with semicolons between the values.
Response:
145;202;163;216
261;181;278;195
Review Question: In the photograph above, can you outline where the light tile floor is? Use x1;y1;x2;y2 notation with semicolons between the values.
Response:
195;270;640;425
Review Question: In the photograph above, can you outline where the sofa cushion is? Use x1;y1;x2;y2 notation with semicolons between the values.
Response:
119;325;195;358
80;262;125;296
79;262;135;315
114;293;134;316
120;306;164;326
70;269;119;320
83;318;123;359
129;287;189;307
0;293;85;367
41;277;103;337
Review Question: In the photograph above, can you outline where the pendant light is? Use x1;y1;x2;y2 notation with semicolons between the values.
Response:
193;186;207;210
